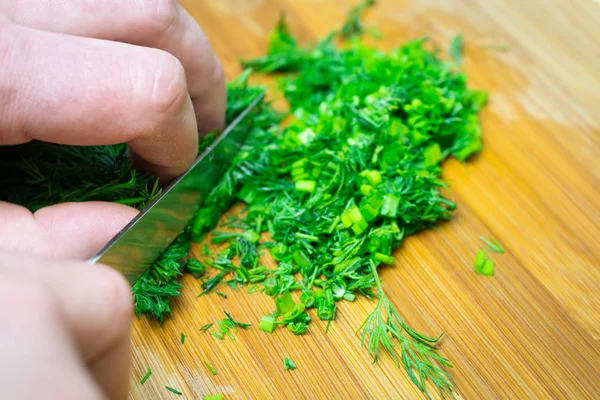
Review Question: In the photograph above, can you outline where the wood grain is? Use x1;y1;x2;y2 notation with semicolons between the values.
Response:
129;0;600;398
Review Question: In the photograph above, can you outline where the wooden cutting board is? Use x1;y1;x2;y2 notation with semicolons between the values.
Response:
129;0;600;398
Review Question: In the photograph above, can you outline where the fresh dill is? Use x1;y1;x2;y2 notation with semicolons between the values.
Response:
358;261;455;397
449;33;464;64
165;386;183;395
480;236;505;253
199;323;214;332
340;0;376;38
210;311;252;340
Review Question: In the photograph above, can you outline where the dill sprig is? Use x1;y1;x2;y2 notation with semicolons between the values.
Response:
340;0;376;38
480;236;505;253
358;261;455;398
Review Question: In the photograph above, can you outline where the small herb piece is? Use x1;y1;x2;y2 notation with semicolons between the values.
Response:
217;291;228;299
474;250;486;272
283;357;297;370
199;323;213;332
224;311;252;328
480;259;495;276
166;386;183;395
204;361;217;376
474;251;495;276
480;236;505;253
259;315;276;333
340;0;375;38
450;33;464;64
185;258;206;278
203;395;224;400
140;368;152;384
180;333;186;344
210;312;252;340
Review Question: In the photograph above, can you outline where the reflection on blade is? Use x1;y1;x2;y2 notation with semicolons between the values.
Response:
89;94;264;285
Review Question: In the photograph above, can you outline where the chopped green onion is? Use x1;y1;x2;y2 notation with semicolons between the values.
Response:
180;333;186;344
203;395;224;400
264;276;280;296
474;250;486;273
295;232;319;242
380;194;400;217
424;142;443;166
374;253;395;264
362;170;382;185
480;259;495;276
243;230;261;243
295;180;316;193
259;315;276;333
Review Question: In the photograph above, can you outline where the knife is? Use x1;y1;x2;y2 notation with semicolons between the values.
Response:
89;93;264;285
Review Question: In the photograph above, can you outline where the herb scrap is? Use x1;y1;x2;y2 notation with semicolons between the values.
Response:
480;236;505;253
199;323;214;332
224;311;252;328
340;0;376;38
181;333;186;344
449;33;464;64
283;357;297;370
210;311;252;340
140;368;152;384
204;361;217;376
474;250;495;276
166;386;183;396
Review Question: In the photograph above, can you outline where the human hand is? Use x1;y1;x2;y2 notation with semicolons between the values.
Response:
0;0;225;183
0;249;133;400
0;1;226;398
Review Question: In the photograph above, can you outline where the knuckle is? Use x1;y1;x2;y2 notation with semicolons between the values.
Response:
140;0;179;36
148;51;189;116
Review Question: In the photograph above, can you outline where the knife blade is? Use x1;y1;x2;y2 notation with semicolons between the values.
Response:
89;93;264;285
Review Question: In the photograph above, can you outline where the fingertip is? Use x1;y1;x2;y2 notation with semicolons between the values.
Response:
33;202;138;259
94;262;134;327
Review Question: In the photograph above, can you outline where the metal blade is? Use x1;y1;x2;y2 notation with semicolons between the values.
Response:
89;93;264;285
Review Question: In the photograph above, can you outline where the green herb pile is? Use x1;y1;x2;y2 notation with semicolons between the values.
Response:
0;4;487;398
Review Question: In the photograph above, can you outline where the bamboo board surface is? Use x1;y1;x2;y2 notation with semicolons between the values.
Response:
129;0;600;398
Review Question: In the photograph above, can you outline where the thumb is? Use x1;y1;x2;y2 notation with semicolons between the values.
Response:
0;251;133;400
